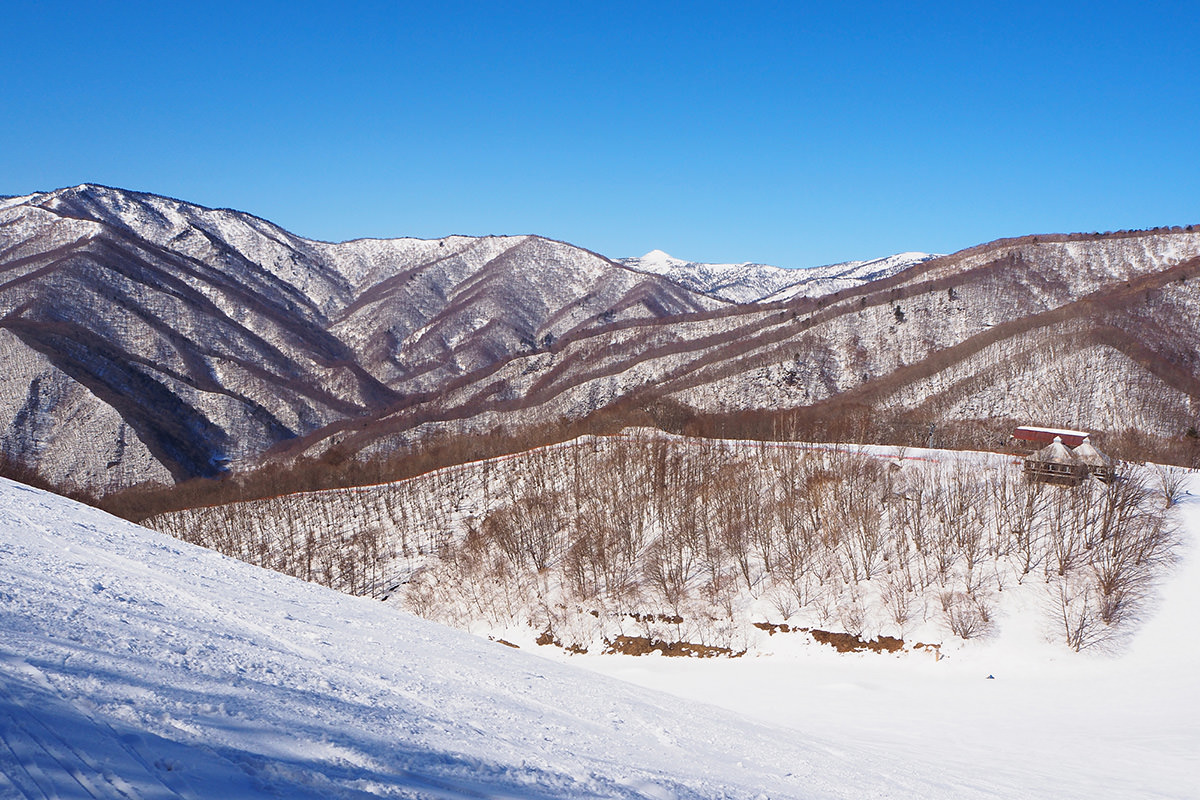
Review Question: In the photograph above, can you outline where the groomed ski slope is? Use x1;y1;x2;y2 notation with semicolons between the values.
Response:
1;471;1198;798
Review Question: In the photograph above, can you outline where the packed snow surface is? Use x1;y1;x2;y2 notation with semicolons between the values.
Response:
2;471;1199;798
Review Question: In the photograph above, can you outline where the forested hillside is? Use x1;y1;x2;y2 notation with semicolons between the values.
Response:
150;432;1180;655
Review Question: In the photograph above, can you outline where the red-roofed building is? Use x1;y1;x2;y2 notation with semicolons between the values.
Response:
1013;426;1090;448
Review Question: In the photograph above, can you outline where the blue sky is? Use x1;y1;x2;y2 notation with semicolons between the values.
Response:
3;1;1198;267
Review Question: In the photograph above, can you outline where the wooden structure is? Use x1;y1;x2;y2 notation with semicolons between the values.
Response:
1024;436;1086;485
1022;432;1116;485
1072;436;1115;483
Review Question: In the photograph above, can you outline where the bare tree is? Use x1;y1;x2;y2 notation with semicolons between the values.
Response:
1153;464;1188;509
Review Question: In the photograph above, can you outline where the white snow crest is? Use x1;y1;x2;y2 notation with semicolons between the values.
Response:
620;251;937;303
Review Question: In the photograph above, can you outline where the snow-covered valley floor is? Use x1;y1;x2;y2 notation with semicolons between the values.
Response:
2;473;1198;798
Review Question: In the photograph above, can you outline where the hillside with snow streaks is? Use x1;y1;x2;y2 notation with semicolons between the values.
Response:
4;467;1200;798
619;249;936;303
760;251;938;302
0;186;720;490
149;432;1179;662
319;227;1200;466
6;184;1200;497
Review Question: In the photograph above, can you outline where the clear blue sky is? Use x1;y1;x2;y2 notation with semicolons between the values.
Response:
3;1;1198;267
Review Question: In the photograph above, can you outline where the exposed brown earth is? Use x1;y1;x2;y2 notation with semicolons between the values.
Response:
755;622;908;653
602;635;744;658
809;630;906;654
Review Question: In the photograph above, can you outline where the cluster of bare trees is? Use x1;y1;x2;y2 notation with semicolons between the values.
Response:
149;432;1178;652
148;467;475;598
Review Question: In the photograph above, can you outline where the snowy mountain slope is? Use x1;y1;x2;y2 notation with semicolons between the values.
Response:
329;235;720;388
24;184;357;316
760;251;937;302
0;189;399;487
618;250;805;303
619;249;935;303
6;184;1200;495
34;453;1198;798
151;432;1178;659
0;473;991;800
311;228;1200;465
0;186;722;489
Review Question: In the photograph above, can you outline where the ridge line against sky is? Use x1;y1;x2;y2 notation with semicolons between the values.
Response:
3;1;1197;268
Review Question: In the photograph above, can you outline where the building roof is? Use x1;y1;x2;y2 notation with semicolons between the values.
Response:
1028;436;1083;466
1072;437;1112;468
1014;426;1090;447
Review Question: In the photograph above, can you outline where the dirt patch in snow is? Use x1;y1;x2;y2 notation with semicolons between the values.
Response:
754;622;908;654
810;629;905;653
537;629;588;654
603;635;744;658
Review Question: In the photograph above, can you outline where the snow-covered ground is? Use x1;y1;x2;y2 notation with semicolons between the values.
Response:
555;486;1200;799
2;472;1198;798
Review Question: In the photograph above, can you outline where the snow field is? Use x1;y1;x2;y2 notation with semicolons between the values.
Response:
0;476;928;799
2;458;1198;796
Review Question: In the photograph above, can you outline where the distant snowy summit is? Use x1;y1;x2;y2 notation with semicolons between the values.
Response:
619;249;938;304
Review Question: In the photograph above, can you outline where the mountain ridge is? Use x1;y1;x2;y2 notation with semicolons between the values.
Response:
4;184;1200;497
0;186;724;490
618;249;938;303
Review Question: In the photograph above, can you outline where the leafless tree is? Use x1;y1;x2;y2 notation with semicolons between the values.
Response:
1153;464;1188;508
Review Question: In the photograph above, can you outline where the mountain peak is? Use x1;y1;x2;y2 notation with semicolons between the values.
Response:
42;183;117;201
635;249;685;269
642;248;675;260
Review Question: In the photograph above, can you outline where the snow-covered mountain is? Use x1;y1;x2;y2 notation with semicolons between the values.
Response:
0;185;721;489
323;228;1200;468
619;249;936;303
3;468;1198;798
761;251;939;302
5;184;1200;496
